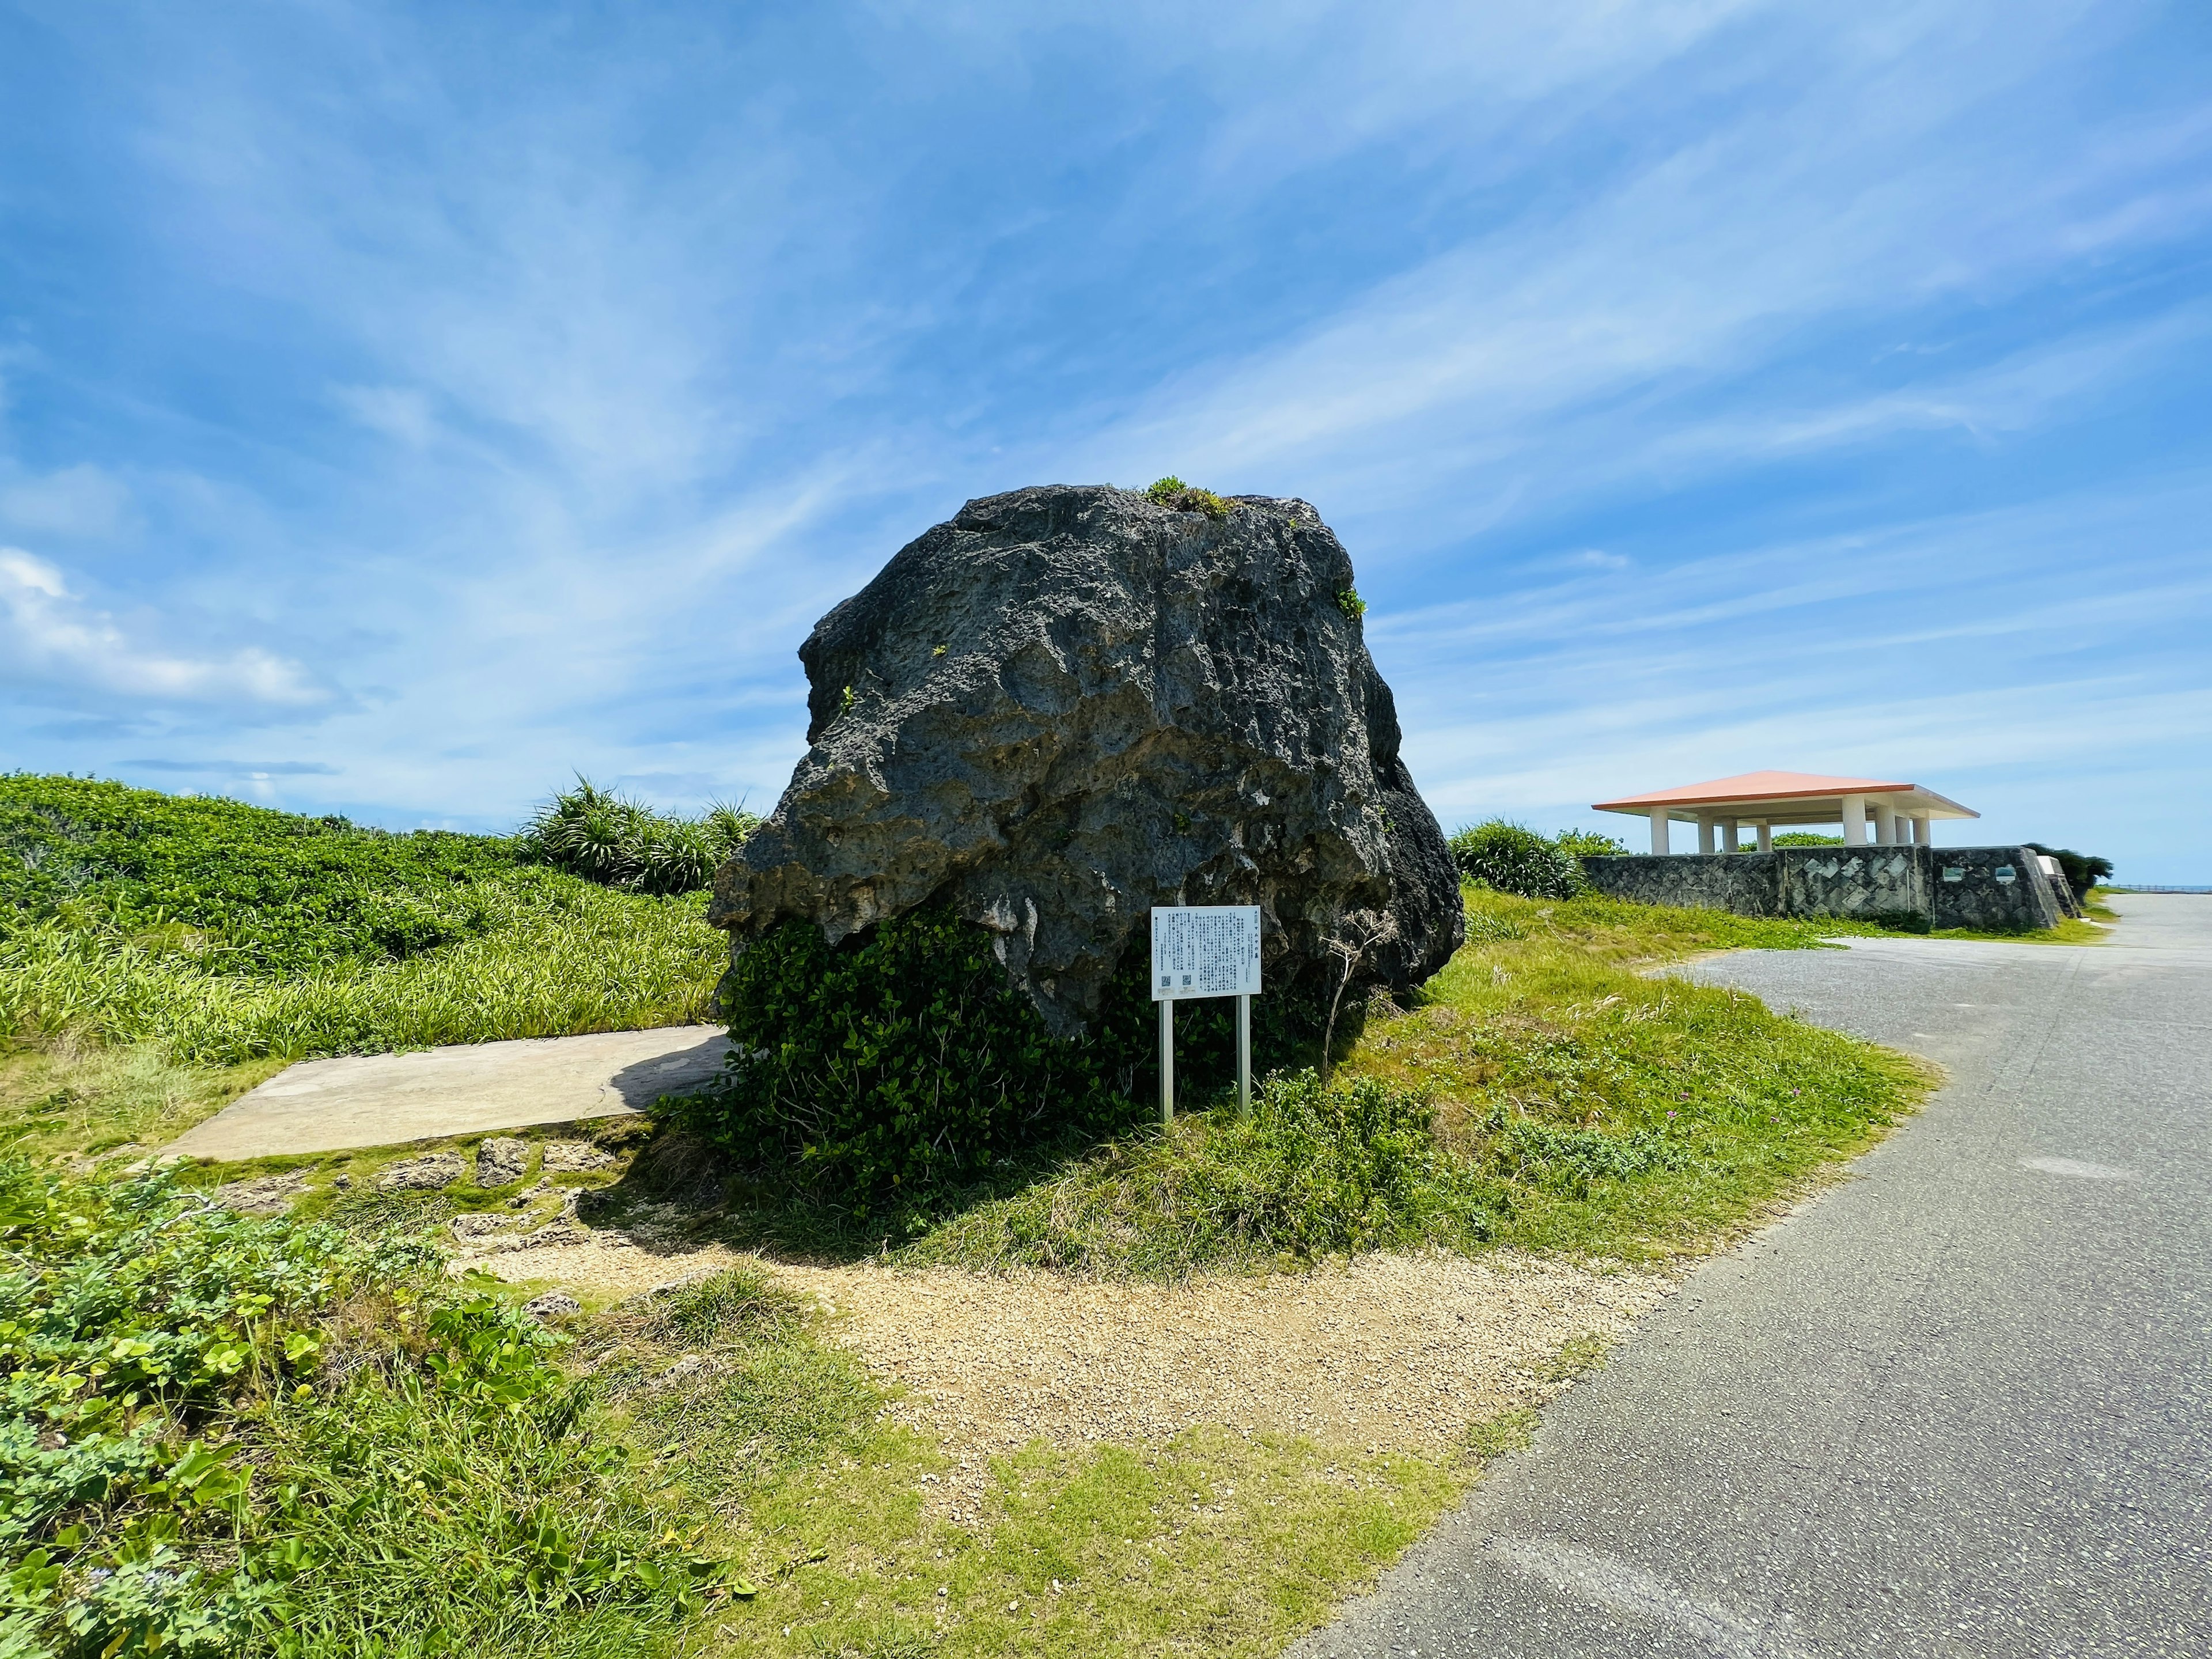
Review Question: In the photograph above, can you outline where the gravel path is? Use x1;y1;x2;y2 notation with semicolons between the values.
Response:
1298;893;2212;1659
465;1233;1671;1521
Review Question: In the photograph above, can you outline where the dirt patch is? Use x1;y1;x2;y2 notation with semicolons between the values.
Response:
463;1232;1673;1523
782;1252;1672;1520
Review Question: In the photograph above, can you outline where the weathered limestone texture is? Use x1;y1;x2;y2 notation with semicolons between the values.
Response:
1581;845;2064;931
710;484;1464;1030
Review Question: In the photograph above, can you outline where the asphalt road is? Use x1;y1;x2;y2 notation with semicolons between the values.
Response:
1295;892;2211;1659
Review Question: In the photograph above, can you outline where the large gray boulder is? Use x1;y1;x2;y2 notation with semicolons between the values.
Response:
709;484;1463;1035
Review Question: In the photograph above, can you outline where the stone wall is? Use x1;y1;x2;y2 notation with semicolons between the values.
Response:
1581;844;2064;931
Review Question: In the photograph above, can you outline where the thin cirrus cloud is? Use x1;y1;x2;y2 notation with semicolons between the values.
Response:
0;548;331;712
0;0;2206;875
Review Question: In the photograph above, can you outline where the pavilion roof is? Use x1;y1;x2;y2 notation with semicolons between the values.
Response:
1592;770;1977;823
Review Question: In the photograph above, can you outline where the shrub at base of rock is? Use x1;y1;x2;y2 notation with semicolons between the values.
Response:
695;484;1464;1198
678;907;1132;1199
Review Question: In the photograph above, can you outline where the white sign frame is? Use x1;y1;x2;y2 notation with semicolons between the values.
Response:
1149;905;1263;1124
1150;905;1262;1002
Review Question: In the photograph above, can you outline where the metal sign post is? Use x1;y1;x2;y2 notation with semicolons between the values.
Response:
1150;904;1263;1123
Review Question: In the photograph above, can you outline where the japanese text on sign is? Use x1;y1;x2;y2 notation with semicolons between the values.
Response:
1150;906;1262;1001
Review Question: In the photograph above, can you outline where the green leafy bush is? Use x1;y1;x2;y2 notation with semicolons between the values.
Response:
1772;832;1843;847
677;907;1150;1202
520;778;757;897
1448;820;1586;899
0;1158;718;1657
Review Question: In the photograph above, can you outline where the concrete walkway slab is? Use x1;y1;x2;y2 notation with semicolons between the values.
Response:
165;1025;732;1161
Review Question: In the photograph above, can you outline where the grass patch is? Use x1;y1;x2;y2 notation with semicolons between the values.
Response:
0;1037;284;1160
1927;916;2111;945
3;876;721;1063
1;775;726;1063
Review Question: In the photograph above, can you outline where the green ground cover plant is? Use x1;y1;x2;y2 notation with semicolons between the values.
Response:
0;1159;729;1657
1;775;729;1062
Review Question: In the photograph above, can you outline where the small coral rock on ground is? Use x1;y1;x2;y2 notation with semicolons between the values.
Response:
211;1172;310;1214
376;1152;466;1192
541;1139;615;1173
522;1290;582;1321
475;1135;531;1186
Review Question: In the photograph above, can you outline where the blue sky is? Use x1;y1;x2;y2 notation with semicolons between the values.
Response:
2;1;2209;880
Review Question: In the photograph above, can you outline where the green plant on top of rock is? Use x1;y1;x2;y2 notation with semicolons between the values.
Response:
1448;820;1586;900
1145;476;1232;518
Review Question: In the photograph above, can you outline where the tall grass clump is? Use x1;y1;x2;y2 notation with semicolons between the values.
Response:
520;777;757;897
1448;820;1587;899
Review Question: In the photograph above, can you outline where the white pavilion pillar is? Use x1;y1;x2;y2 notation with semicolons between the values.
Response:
1698;815;1716;855
1756;822;1773;853
1721;821;1740;853
1873;802;1897;845
1650;808;1671;855
1840;794;1868;846
1913;813;1931;846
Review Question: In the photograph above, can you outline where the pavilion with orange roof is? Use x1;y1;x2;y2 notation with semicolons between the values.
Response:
1592;770;1978;855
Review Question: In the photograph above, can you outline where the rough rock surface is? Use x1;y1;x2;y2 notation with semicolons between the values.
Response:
475;1136;531;1187
711;484;1463;1031
540;1139;616;1173
376;1152;465;1192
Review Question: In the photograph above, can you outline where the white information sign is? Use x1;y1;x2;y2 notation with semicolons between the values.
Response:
1150;906;1262;1002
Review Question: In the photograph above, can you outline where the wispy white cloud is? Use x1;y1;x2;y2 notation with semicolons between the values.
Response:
0;548;332;710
